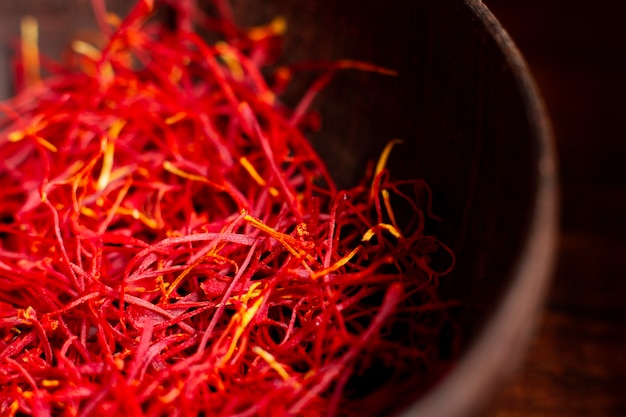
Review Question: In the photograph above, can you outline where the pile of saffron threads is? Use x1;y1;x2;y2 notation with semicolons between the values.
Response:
0;1;457;416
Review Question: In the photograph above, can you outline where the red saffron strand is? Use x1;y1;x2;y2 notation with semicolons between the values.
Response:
0;1;458;416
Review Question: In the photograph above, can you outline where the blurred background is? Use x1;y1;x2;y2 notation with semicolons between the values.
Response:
482;1;626;416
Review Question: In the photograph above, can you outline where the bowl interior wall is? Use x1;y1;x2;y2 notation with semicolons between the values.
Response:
227;0;538;343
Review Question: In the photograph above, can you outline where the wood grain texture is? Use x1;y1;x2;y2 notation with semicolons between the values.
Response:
483;1;626;416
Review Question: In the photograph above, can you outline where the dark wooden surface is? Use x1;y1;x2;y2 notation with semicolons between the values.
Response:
482;1;626;416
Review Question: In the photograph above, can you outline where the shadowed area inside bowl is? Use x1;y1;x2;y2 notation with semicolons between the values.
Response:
227;0;538;354
0;0;543;415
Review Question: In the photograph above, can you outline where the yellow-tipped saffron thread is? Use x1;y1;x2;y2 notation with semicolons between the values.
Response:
8;400;19;417
71;39;101;60
106;12;123;28
8;116;57;153
71;39;114;81
163;161;211;184
243;214;316;263
220;292;266;365
216;42;245;80
41;380;60;388
371;138;404;200
253;346;297;383
240;157;280;197
259;90;277;105
9;132;56;153
19;306;37;322
248;16;287;41
21;16;40;87
6;131;26;143
97;120;126;191
165;112;187;125
34;135;58;152
310;246;361;280
159;387;181;404
362;223;403;242
80;206;98;219
115;207;159;229
382;189;401;232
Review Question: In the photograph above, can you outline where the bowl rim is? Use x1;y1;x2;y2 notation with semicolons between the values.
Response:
399;1;559;416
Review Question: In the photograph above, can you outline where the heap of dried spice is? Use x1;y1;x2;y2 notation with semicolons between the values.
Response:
0;0;457;415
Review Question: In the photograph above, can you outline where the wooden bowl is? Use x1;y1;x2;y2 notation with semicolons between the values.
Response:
0;1;558;415
229;1;559;415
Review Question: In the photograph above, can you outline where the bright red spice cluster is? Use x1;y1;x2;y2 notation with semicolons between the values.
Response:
0;1;456;415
